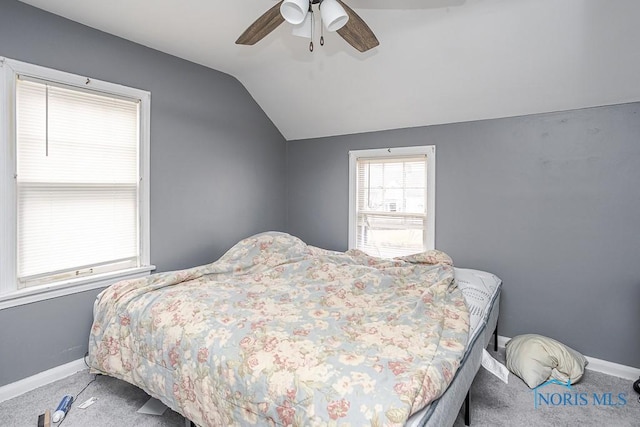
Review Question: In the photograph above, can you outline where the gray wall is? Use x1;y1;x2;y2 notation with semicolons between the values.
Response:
287;103;640;368
1;0;638;390
0;0;286;386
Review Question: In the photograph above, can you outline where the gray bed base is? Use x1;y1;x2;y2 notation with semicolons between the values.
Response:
414;288;501;427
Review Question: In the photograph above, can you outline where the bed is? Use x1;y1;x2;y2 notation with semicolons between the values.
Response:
88;232;501;426
408;268;502;426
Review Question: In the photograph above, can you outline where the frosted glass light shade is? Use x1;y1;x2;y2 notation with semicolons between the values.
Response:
292;11;313;38
320;0;348;32
280;0;309;25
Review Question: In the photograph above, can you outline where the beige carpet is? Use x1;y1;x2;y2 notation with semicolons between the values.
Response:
452;349;638;427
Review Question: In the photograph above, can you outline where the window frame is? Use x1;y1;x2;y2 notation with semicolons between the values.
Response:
348;146;436;256
0;57;153;309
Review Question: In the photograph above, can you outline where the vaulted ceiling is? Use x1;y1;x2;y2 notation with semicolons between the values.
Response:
18;0;640;140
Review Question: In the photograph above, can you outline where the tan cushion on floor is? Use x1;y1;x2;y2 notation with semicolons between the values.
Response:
505;334;588;388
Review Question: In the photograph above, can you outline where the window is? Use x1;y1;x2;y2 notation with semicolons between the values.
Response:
0;58;152;307
348;146;435;258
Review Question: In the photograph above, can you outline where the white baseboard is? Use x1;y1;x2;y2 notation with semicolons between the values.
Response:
497;335;640;381
0;358;87;403
497;335;510;349
584;355;640;381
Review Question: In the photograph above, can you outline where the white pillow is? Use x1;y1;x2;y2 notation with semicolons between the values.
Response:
505;334;588;388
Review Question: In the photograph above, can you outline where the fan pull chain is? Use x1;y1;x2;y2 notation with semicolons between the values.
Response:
45;84;49;157
309;9;315;52
320;14;325;46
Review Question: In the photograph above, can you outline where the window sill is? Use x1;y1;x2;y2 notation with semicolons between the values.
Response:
0;265;156;310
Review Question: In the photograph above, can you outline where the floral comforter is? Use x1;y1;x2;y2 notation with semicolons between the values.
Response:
88;232;469;426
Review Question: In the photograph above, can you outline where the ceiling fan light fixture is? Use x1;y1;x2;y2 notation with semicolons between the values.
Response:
292;11;313;38
320;0;348;32
237;0;378;52
280;0;309;25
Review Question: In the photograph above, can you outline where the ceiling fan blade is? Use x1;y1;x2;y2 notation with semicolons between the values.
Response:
236;1;286;45
335;0;379;52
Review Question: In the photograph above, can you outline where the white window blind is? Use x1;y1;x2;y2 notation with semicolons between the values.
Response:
355;154;429;258
16;77;141;287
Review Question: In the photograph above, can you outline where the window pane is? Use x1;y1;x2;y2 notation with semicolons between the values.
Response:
383;163;403;188
405;189;425;213
16;78;140;287
17;80;139;184
18;185;138;279
368;163;383;188
355;154;428;258
356;214;426;258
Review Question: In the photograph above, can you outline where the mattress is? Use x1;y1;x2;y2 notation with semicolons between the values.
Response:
406;267;502;427
456;268;502;345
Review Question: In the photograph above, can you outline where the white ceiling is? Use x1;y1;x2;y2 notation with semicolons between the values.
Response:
18;0;640;141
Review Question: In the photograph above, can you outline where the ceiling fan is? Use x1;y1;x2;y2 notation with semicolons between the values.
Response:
236;0;379;53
